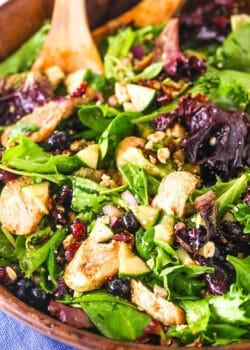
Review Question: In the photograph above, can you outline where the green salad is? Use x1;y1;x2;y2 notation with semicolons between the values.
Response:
0;1;250;347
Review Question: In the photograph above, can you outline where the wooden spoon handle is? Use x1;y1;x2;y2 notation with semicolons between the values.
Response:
93;0;186;45
32;0;104;74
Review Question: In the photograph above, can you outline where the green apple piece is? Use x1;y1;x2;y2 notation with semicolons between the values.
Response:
130;204;160;230
21;182;49;213
119;242;150;277
90;218;114;243
126;83;156;112
154;217;175;245
77;144;99;169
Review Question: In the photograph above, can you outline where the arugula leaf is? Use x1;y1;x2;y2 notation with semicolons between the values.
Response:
227;255;250;294
15;227;67;278
212;23;250;73
0;21;50;76
231;203;250;233
47;246;62;287
1;135;82;174
0;164;65;184
67;291;151;341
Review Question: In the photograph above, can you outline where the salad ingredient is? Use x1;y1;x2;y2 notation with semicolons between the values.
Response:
106;277;131;298
129;205;160;230
152;171;198;217
76;143;100;169
64;238;120;292
118;241;150;277
131;279;185;325
0;72;53;126
0;21;50;77
0;177;50;235
89;218;114;242
1;88;95;146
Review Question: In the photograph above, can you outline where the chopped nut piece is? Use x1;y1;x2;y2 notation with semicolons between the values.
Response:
147;131;166;143
157;147;170;163
199;241;216;258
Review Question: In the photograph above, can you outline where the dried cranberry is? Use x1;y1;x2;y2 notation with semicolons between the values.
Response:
203;260;235;295
112;231;133;243
70;218;87;241
175;226;207;256
0;169;18;184
65;242;81;262
151;113;175;131
71;82;88;98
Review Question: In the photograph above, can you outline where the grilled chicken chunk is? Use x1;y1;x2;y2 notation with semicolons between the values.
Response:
0;176;50;235
131;279;185;325
1;88;95;147
152;171;198;217
64;238;120;292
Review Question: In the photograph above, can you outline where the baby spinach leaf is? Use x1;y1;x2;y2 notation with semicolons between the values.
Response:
227;255;250;294
15;227;67;278
212;23;250;73
0;21;50;76
82;69;113;97
98;111;140;163
78;104;118;138
71;292;151;341
136;227;155;260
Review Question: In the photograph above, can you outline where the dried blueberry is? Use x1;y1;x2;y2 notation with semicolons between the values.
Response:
121;212;140;233
44;130;70;152
106;277;131;298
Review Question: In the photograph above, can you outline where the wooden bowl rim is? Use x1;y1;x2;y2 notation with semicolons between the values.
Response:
0;285;250;350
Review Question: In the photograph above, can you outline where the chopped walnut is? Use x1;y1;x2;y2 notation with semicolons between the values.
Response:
173;149;185;168
147;131;166;143
157;147;170;164
170;124;186;139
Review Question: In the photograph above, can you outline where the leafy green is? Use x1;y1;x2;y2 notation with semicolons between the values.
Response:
211;23;250;73
181;298;211;333
71;176;127;213
104;25;163;81
65;291;151;341
227;255;250;294
47;246;62;287
7;121;40;142
0;164;65;184
191;173;249;221
190;68;250;112
77;104;119;139
136;227;155;260
119;162;160;205
98;111;139;163
0;228;15;260
231;203;250;233
161;264;214;300
82;69;113;97
14;227;66;278
216;173;248;221
1;135;83;174
0;21;50;76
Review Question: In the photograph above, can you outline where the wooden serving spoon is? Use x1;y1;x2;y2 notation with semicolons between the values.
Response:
92;0;186;45
32;0;104;74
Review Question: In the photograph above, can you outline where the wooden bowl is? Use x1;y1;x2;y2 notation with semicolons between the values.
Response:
0;1;250;349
